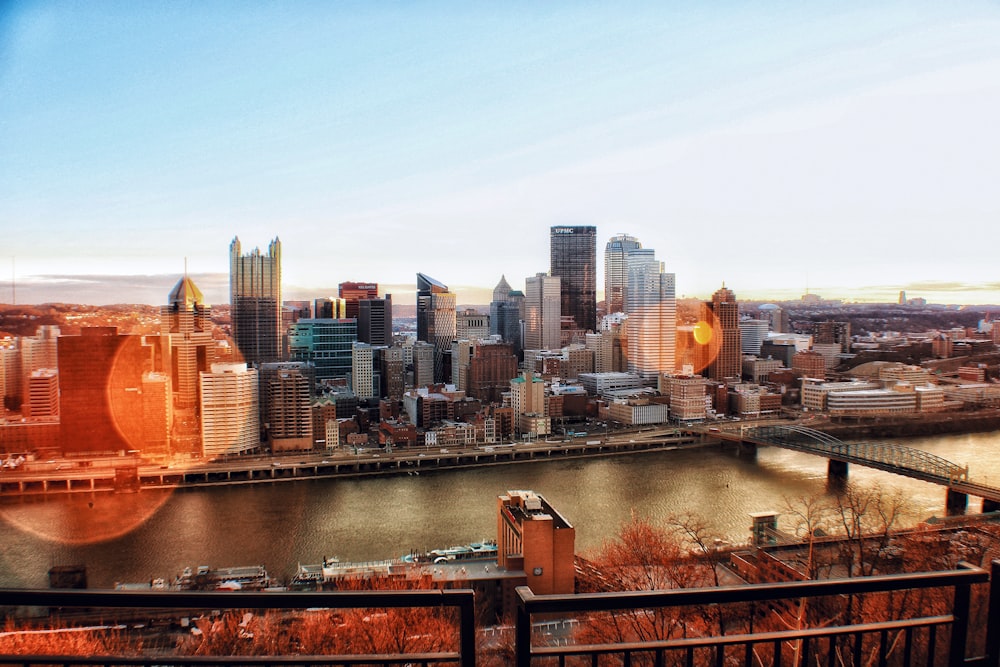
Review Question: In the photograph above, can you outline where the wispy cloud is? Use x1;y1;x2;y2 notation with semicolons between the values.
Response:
0;273;229;306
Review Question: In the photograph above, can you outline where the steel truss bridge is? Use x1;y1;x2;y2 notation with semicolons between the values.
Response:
742;424;1000;506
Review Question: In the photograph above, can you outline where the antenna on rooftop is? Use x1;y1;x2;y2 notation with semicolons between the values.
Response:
10;256;14;306
184;257;188;278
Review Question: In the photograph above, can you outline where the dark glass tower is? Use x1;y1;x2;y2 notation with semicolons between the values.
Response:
230;236;282;364
550;225;597;332
416;273;456;383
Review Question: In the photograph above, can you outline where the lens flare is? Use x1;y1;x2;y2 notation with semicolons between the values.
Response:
675;303;722;375
693;320;714;345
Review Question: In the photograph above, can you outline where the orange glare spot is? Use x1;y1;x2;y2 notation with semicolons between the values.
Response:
693;321;714;345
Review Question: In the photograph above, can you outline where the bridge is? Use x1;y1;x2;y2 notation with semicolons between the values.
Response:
711;423;1000;514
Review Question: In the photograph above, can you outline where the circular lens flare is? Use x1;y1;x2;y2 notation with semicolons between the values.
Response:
693;320;714;345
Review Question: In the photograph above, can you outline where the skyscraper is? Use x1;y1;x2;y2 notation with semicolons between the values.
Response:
161;275;213;410
550;225;597;332
339;282;379;319
358;295;392;346
230;237;282;364
707;284;741;382
287;318;357;383
524;273;561;352
258;361;314;452
490;275;524;358
604;233;642;315
416;273;456;383
200;362;260;457
58;327;162;456
624;248;676;383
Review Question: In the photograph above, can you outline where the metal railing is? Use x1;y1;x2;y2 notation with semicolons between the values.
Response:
3;561;1000;667
516;561;999;667
0;588;476;667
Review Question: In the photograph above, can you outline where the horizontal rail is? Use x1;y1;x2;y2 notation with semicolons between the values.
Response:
517;562;988;614
517;562;993;667
532;614;954;658
0;588;477;667
0;654;460;666
0;587;471;609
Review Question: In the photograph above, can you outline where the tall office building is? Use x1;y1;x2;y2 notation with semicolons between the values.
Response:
358;295;392;346
200;362;260;457
550;225;597;332
339;282;379;320
20;325;59;402
411;341;435;389
57;327;161;456
604;233;642;315
351;343;375;400
467;342;518;403
456;309;489;342
287;318;357;383
230;236;282;364
25;369;59;420
707;285;741;382
161;275;213;410
259;362;314;452
624;248;676;383
314;297;348;320
524;273;561;352
490;275;513;338
490;275;524;358
416;273;456;383
380;346;406;400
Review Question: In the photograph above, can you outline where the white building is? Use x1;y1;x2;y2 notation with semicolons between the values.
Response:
579;372;644;397
739;319;769;355
801;379;881;412
625;248;676;384
200;362;260;457
351;342;374;399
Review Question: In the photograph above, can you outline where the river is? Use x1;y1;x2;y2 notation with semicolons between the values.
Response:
1;431;999;589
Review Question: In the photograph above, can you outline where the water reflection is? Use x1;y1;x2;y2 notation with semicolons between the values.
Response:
0;431;998;589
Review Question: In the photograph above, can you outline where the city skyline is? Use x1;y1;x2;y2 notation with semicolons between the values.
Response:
3;3;1000;306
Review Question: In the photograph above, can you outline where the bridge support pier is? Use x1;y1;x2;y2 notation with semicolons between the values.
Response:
738;441;757;457
983;498;1000;513
946;489;968;516
828;459;848;482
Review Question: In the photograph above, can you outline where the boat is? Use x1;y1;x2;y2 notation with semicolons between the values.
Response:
402;540;498;564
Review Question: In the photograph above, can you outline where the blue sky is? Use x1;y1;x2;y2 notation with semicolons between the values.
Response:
2;2;1000;306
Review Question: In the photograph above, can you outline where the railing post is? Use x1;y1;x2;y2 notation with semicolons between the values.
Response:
986;560;1000;667
516;586;533;667
950;564;973;667
459;589;477;667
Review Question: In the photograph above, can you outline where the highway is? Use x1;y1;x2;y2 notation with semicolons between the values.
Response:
0;427;702;496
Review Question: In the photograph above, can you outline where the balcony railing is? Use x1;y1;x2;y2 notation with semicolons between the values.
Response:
515;561;999;667
2;561;999;667
0;588;476;667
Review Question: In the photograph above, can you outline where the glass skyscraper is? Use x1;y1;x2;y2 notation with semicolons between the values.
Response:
550;225;597;332
604;233;642;315
416;273;457;383
230;236;282;365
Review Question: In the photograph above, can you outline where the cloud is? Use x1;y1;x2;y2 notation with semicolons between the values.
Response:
0;273;229;306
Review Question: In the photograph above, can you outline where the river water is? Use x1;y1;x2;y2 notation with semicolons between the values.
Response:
1;431;999;589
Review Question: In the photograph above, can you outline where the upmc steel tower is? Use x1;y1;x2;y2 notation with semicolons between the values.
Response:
550;225;597;333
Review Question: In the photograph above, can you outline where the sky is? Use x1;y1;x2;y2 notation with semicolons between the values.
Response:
2;2;1000;307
